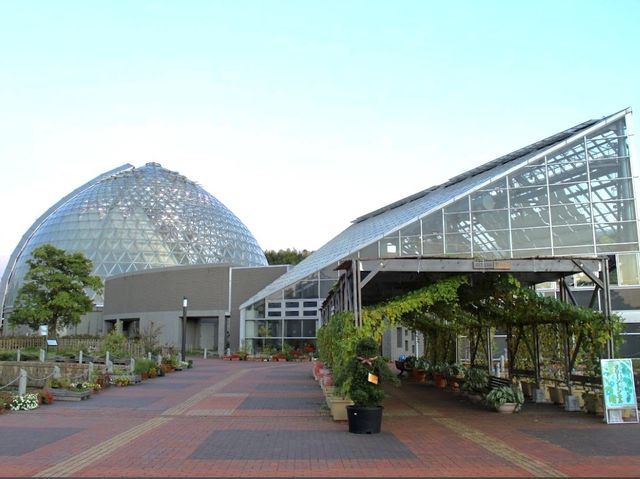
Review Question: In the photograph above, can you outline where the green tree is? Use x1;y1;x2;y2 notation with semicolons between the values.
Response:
9;244;103;335
264;248;312;265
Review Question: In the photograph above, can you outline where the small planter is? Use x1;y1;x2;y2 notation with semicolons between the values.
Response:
347;405;383;434
433;374;447;389
520;381;533;399
496;402;518;414
328;396;354;421
413;369;427;383
51;389;91;401
548;386;566;405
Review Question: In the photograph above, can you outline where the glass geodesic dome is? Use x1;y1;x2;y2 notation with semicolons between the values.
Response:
1;163;267;312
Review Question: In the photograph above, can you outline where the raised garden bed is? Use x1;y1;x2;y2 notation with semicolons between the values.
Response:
51;388;91;401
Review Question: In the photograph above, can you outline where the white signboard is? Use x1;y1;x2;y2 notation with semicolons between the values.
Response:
600;359;639;424
38;325;48;336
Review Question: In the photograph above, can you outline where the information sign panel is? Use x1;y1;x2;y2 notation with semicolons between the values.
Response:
600;359;639;424
38;325;48;336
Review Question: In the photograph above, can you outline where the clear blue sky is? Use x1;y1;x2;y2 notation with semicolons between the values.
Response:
1;0;639;276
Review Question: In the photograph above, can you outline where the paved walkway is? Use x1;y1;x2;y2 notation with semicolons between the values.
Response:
1;358;639;477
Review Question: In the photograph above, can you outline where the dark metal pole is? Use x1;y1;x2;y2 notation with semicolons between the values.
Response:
181;297;188;362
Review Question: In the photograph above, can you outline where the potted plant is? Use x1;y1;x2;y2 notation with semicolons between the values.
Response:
485;385;524;413
337;337;398;434
462;367;489;403
414;357;428;383
432;363;450;388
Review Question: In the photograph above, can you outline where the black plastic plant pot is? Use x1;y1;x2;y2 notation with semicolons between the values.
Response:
346;405;383;434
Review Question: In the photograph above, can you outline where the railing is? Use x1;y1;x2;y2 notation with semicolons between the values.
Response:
0;336;145;357
0;336;46;349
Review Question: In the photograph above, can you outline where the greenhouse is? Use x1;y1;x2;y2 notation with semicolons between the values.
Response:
240;108;640;358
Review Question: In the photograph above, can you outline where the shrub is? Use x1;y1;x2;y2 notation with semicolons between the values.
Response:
485;385;524;409
11;393;39;411
336;337;398;407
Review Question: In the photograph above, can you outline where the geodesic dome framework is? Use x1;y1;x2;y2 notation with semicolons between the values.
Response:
0;162;267;316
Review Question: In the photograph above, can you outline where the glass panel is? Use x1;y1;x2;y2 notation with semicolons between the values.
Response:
268;302;281;309
319;267;339;280
553;245;594;255
547;141;585;164
421;213;443;235
445;233;471;254
591;178;635;201
245;301;265;319
443;197;469;214
592;200;637;224
444;212;470;232
422;235;443;255
401;236;421;256
302;320;316;337
267;311;281;317
472;229;510;251
472;210;509;230
552;225;593;247
509;186;548;208
550;203;591;225
245;320;258;337
510;207;549;228
285;310;299;317
303;301;317;308
320;279;336;298
596;243;640;254
470;187;508;211
400;220;421;236
285;320;302;337
547;161;587;184
284;281;318;299
618;254;640;285
549;183;589;205
285;301;299;308
303;310;317;317
358;242;379;258
511;228;551;249
595;222;638;245
381;235;400;257
589;157;631;182
267;320;282;337
512;248;553;257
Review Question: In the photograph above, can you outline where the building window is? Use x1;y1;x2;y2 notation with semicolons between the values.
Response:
397;327;402;348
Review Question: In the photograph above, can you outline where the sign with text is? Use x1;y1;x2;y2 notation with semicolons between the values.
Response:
600;359;639;424
38;325;48;336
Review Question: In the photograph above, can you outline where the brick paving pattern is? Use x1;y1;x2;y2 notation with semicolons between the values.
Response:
0;358;639;477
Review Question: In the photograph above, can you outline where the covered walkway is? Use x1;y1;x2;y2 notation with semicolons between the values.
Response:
0;358;638;477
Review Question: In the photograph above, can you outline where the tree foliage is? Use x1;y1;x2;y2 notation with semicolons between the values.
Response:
264;248;312;265
9;244;103;335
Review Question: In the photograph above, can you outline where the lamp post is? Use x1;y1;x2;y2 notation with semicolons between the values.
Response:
181;296;188;362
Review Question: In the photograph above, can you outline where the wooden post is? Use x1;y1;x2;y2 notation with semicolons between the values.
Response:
53;365;61;378
39;349;46;362
19;369;27;395
16;349;21;362
78;350;83;364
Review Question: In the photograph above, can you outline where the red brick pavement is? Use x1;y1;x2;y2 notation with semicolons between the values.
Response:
0;358;639;477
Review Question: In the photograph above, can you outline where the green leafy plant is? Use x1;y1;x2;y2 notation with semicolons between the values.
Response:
485;385;524;410
462;367;489;395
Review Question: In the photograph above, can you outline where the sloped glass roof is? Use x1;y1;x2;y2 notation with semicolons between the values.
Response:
1;163;267;312
241;108;636;309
